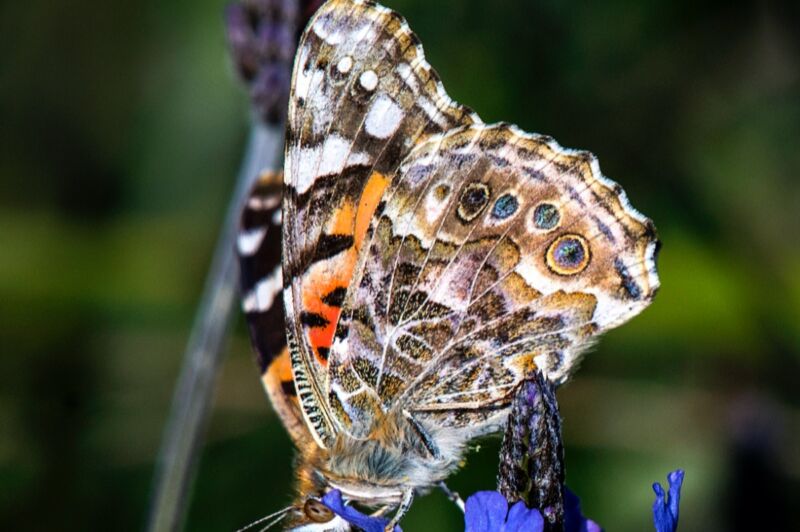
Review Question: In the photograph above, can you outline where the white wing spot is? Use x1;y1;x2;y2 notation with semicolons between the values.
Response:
424;183;449;223
294;135;371;194
364;94;404;139
359;70;379;91
418;96;447;128
242;268;283;313
397;63;418;91
237;227;267;256
246;194;280;211
337;56;353;74
312;17;345;45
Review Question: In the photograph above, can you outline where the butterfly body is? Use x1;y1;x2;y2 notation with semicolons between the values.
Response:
296;408;459;500
237;0;659;528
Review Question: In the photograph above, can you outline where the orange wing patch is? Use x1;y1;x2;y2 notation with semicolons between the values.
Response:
301;172;389;366
262;347;312;446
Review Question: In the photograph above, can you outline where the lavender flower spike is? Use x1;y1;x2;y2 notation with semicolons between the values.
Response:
225;0;324;123
652;470;685;532
497;373;565;528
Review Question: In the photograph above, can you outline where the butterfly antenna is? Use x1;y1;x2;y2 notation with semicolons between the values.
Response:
235;505;293;532
256;511;292;532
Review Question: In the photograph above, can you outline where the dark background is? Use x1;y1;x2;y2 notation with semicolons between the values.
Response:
2;0;799;530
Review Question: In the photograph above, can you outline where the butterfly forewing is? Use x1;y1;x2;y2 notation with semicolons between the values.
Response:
282;0;479;446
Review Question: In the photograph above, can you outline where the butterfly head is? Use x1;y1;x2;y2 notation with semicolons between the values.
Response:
281;448;376;532
235;480;351;532
282;418;427;530
283;499;351;532
281;456;340;530
273;470;349;531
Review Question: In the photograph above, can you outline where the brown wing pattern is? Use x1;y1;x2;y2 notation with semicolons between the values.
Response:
282;0;479;447
328;124;660;437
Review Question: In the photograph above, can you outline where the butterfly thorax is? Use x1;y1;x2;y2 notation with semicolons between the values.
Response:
297;409;463;506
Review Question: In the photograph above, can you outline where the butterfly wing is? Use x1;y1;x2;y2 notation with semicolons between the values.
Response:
239;171;312;447
282;0;479;447
328;123;660;437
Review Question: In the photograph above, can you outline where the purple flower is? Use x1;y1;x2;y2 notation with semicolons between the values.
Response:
465;491;544;532
224;0;325;123
466;489;601;532
564;488;602;532
652;470;684;532
320;489;401;532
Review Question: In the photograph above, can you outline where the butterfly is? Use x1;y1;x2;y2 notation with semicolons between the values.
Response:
237;0;660;529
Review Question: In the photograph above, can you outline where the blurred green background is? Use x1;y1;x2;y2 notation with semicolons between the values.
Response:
2;0;799;530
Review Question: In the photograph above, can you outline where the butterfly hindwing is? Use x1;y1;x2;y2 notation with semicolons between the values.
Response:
328;124;659;437
282;0;479;447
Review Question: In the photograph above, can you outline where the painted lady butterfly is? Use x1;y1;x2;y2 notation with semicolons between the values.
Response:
238;0;659;529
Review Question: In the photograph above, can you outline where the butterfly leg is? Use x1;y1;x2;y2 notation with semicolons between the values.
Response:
370;505;392;518
437;481;465;512
384;488;414;532
403;410;442;459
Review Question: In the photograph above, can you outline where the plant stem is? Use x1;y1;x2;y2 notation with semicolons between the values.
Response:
146;121;283;532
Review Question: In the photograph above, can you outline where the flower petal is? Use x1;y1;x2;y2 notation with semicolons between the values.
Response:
667;470;684;522
321;489;401;532
652;469;684;532
465;491;510;532
564;488;603;532
504;500;544;532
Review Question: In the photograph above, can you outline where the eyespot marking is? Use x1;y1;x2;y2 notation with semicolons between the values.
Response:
457;183;490;222
434;184;450;201
533;203;560;230
546;234;590;276
491;193;518;219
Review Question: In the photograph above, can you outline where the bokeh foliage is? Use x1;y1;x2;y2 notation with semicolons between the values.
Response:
1;0;798;531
